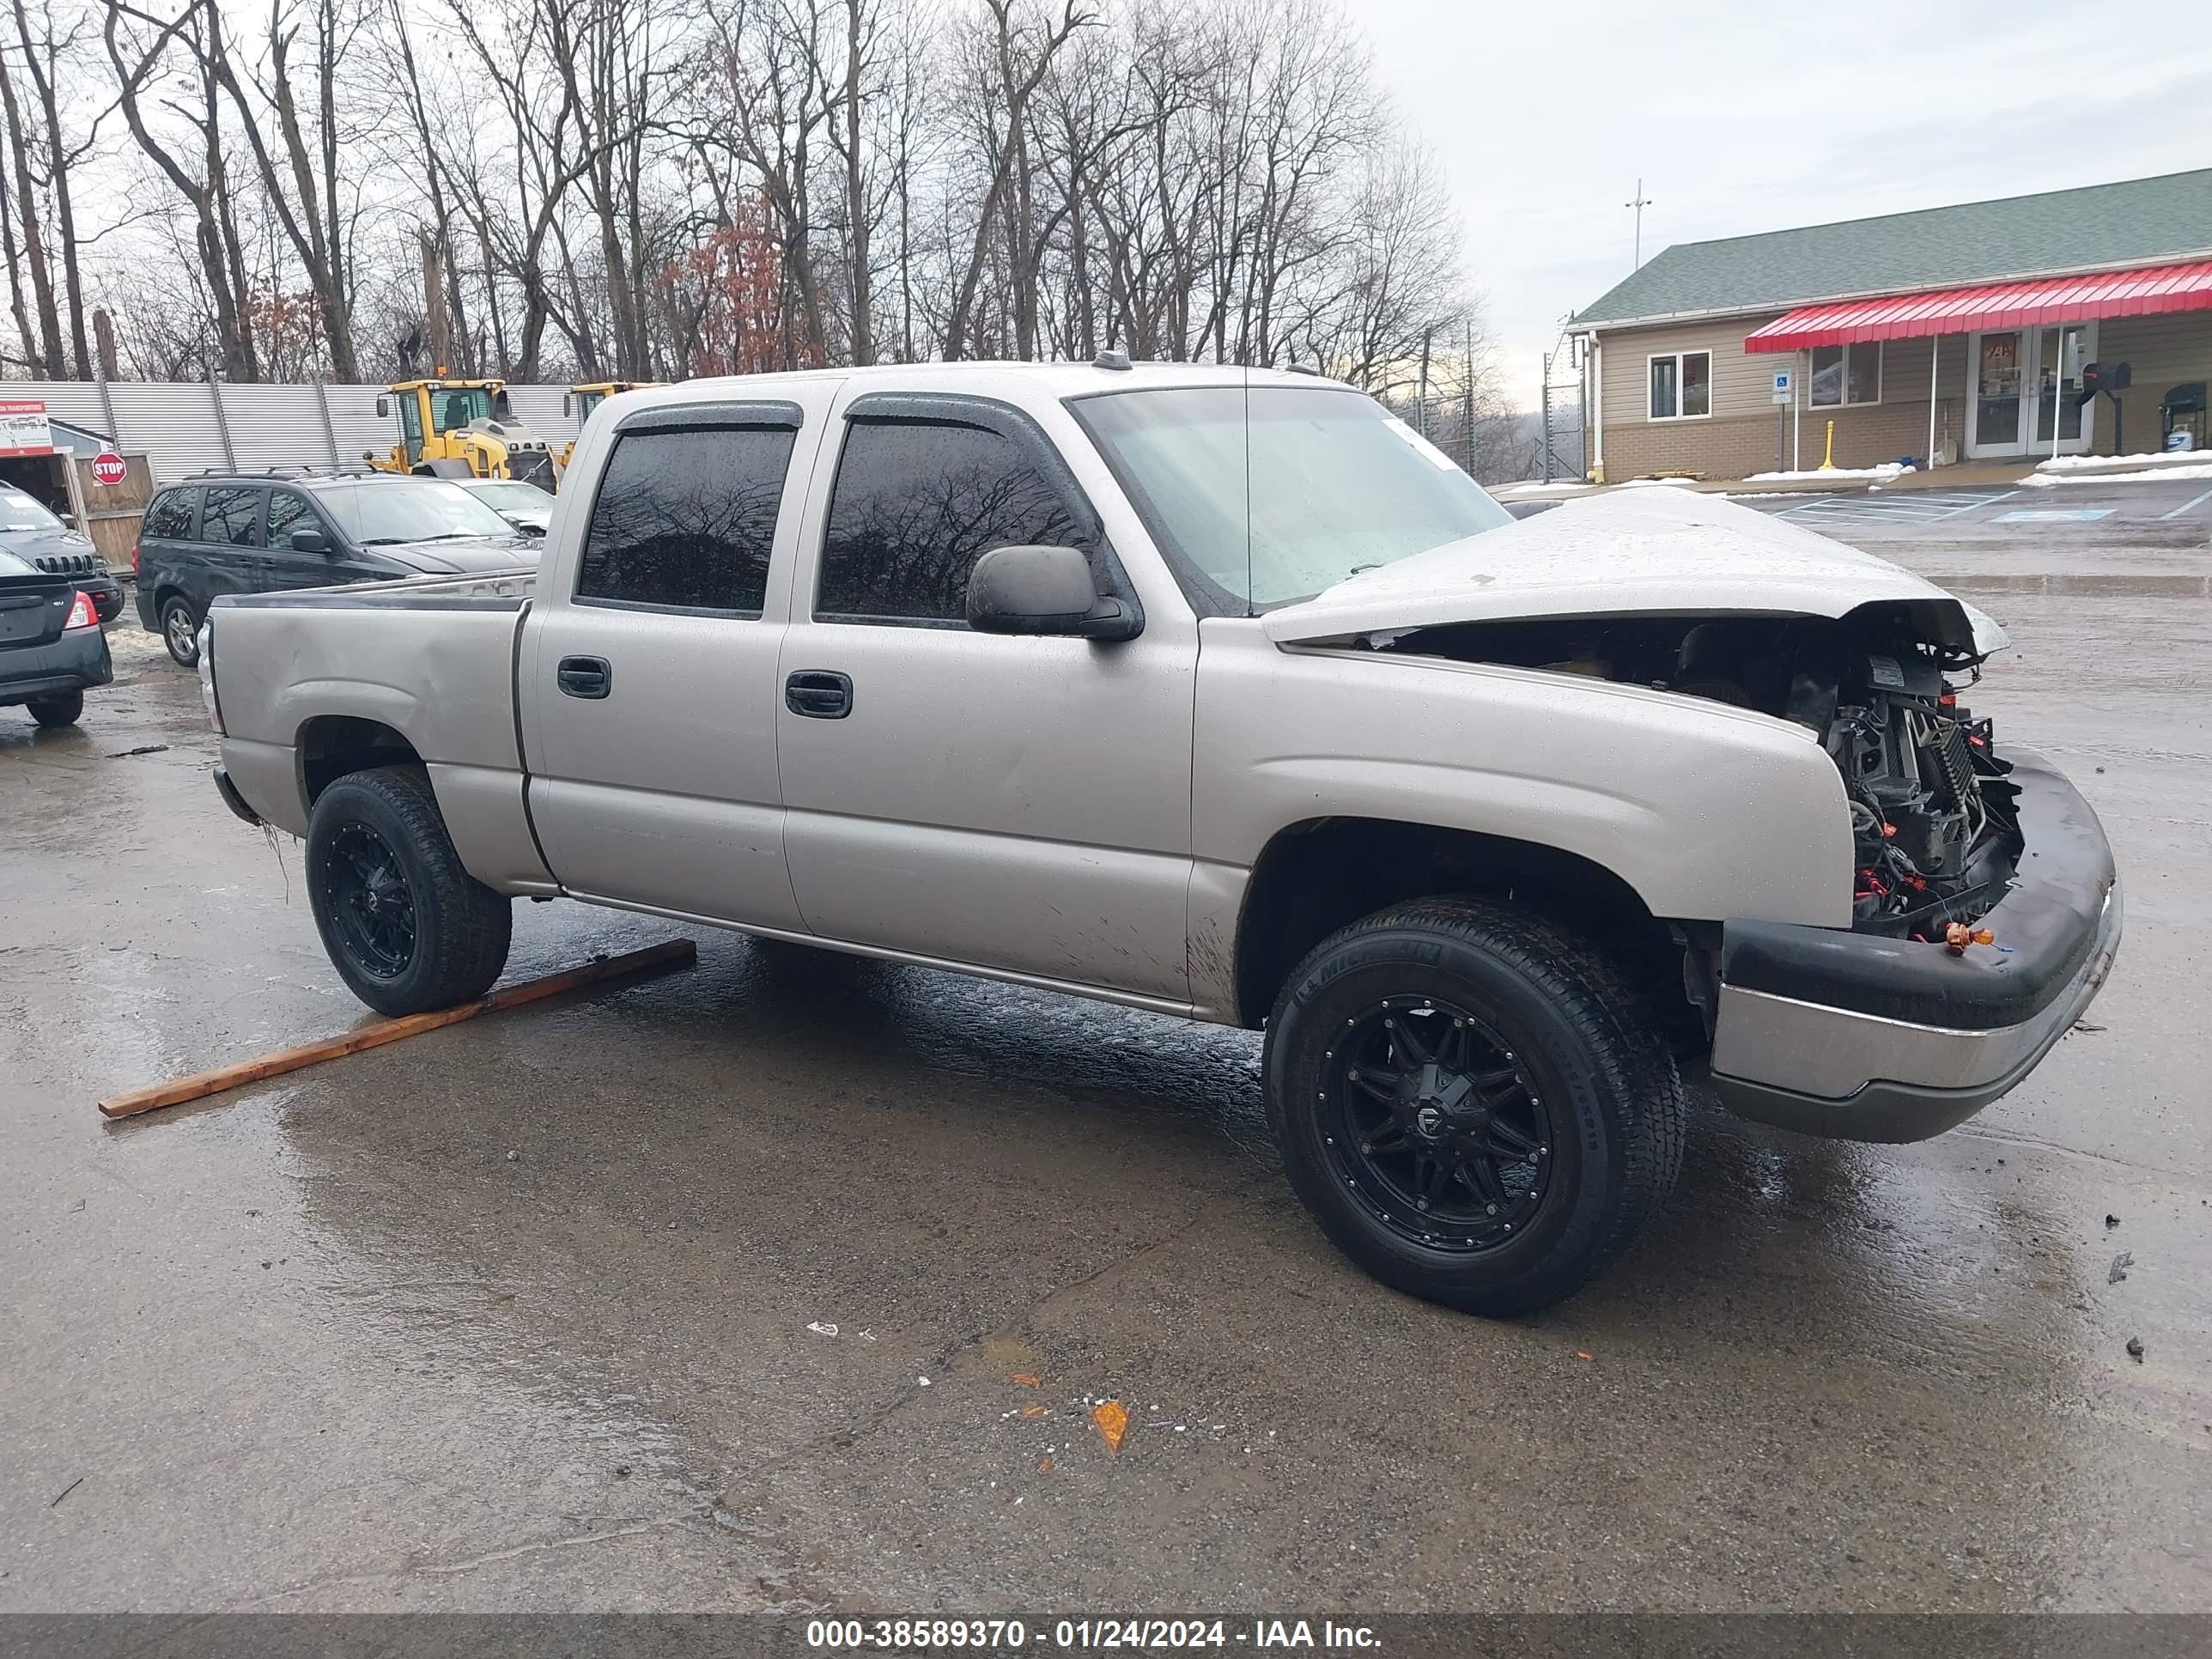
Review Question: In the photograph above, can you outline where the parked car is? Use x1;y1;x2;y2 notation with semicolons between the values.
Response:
135;471;540;666
452;478;556;536
199;362;2121;1316
2;546;110;727
0;479;125;624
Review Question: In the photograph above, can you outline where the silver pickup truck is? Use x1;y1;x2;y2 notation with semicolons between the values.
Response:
203;362;2121;1314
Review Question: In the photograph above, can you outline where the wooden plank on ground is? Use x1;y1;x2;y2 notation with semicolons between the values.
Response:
98;938;698;1121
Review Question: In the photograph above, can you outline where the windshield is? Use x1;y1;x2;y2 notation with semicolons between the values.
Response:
0;481;64;533
313;479;517;545
1073;384;1512;612
428;386;494;432
466;482;554;511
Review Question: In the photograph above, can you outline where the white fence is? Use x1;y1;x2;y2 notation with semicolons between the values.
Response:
3;379;586;483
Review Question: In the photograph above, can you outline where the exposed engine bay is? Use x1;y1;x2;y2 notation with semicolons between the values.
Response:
1376;601;2022;939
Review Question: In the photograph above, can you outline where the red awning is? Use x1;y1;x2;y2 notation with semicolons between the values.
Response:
1741;260;2212;352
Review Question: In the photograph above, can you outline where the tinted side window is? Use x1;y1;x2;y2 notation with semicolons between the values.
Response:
202;487;266;548
143;489;194;540
267;491;317;543
817;422;1084;623
576;426;795;613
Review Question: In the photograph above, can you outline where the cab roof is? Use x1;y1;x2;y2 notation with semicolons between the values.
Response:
605;358;1348;410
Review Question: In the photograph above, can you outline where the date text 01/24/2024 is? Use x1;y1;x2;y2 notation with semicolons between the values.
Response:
805;1619;1382;1650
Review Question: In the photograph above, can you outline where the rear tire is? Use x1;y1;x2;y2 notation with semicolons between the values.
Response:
306;765;512;1016
160;595;201;666
27;690;82;727
1264;896;1684;1316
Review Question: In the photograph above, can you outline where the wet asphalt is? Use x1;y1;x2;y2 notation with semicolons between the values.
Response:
3;507;2208;1615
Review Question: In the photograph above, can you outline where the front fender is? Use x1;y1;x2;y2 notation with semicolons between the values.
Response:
1194;624;1853;929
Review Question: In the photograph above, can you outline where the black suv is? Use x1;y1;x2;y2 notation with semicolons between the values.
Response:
0;479;125;624
135;470;540;665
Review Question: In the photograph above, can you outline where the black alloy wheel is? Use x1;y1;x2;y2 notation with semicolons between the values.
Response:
1322;996;1556;1254
320;821;419;981
1264;896;1684;1316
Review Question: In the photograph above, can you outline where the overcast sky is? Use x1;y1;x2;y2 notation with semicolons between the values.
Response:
1359;0;2212;404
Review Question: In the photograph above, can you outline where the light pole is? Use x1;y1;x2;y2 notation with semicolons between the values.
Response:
1626;179;1654;270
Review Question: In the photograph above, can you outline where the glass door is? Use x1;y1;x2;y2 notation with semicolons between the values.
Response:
2034;323;2094;453
1967;325;2097;459
1970;330;2025;456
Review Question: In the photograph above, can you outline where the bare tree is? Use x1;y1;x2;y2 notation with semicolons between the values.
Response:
40;0;1498;439
940;0;1091;360
103;0;261;378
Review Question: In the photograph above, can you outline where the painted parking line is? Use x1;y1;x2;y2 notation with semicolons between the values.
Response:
2160;485;2212;520
1772;489;2017;526
1991;507;2115;523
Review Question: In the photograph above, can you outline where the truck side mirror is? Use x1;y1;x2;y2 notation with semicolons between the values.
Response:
966;544;1140;641
375;396;389;417
290;526;331;554
562;392;574;417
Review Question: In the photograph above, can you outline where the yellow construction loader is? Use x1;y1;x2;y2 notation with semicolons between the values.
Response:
366;378;559;490
556;381;662;481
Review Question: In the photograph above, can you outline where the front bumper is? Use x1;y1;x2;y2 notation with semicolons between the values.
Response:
1710;749;2121;1142
82;574;125;625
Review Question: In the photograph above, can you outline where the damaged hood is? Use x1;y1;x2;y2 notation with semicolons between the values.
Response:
1262;488;2004;655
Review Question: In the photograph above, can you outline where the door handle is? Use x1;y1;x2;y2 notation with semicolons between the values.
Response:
785;669;853;720
556;655;611;699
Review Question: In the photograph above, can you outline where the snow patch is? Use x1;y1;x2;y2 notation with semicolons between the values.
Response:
2034;448;2203;473
1498;480;1594;496
1743;463;1911;484
2020;461;2212;487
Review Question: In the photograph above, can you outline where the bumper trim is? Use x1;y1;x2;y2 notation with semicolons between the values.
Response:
213;766;263;828
1712;880;2123;1142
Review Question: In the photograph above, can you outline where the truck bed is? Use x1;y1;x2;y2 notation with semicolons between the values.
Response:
210;570;550;891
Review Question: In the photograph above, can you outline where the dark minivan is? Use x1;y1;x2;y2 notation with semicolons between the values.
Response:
136;471;541;665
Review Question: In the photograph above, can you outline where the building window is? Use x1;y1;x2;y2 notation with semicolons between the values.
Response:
1649;351;1711;420
1809;342;1881;407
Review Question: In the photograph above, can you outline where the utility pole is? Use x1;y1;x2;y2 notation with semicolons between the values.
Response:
1416;325;1433;436
1626;179;1654;270
1462;316;1477;478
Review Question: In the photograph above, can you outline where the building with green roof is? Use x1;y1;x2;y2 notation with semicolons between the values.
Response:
1565;170;2212;480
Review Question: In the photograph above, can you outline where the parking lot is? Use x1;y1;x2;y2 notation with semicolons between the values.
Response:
3;502;2209;1617
1742;473;2212;534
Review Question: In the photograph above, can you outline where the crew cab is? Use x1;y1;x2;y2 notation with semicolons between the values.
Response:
198;362;2121;1314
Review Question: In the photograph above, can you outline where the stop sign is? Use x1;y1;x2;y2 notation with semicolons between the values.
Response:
89;451;127;488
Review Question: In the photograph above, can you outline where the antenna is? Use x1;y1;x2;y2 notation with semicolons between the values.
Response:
1626;179;1654;270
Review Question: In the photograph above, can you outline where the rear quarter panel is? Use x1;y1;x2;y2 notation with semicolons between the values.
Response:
212;575;545;888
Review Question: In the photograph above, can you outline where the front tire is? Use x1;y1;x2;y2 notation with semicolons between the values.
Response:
27;690;83;727
1265;897;1684;1316
306;765;513;1016
160;595;201;666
